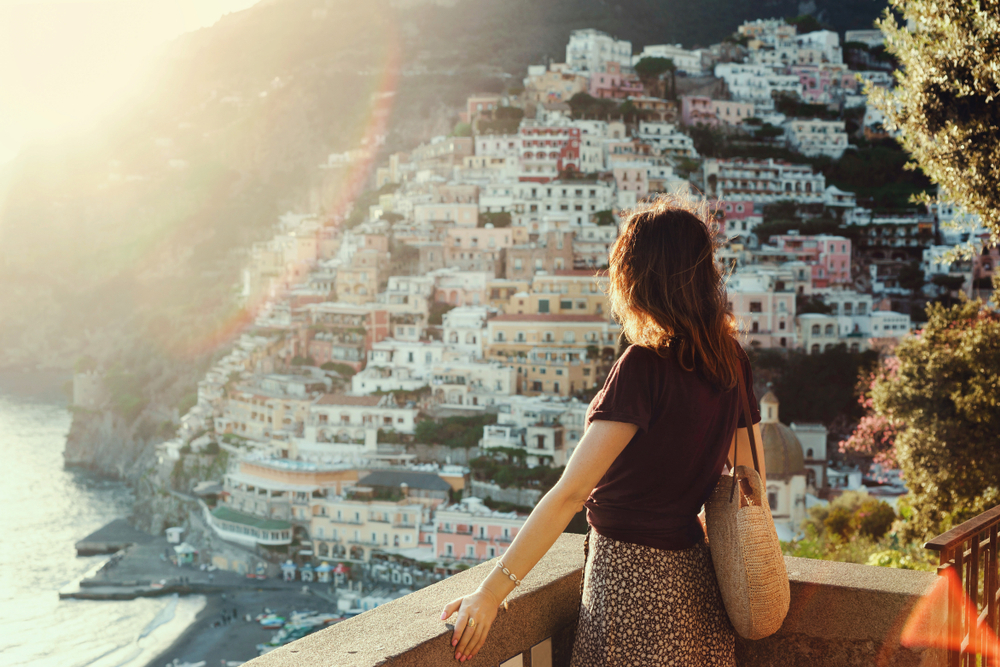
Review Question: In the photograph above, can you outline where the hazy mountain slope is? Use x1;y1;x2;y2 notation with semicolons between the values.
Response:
0;0;888;374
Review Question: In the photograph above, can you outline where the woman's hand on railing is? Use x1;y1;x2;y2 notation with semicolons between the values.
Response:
440;586;501;662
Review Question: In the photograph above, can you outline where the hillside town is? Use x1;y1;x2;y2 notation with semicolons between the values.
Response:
73;17;996;617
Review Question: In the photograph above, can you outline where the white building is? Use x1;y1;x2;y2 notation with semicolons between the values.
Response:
565;29;632;73
509;179;618;229
714;63;802;113
442;306;489;359
632;44;703;75
785;119;849;160
704;158;826;205
794;30;843;65
636;121;699;158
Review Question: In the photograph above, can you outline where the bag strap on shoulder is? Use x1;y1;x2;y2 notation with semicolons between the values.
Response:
730;369;760;501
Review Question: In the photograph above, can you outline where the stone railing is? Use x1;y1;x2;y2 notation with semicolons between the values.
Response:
244;533;945;667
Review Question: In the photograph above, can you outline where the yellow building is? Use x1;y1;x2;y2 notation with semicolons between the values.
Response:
516;347;603;396
487;278;530;309
504;270;609;316
311;498;425;562
484;314;618;360
335;249;389;305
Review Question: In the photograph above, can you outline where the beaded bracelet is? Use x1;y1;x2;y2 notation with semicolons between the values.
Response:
495;559;522;611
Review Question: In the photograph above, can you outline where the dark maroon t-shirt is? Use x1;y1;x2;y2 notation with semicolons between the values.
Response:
584;342;761;551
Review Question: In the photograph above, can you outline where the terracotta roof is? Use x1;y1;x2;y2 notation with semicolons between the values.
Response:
490;314;606;323
316;393;383;407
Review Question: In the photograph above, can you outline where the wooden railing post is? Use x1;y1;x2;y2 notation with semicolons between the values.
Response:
925;504;1000;667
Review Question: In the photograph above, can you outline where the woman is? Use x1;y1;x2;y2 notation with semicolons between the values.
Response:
440;197;765;666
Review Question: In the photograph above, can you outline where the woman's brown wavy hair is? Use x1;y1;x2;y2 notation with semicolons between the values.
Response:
607;194;742;390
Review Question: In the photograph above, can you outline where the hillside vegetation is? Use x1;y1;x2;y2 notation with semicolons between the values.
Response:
0;0;888;373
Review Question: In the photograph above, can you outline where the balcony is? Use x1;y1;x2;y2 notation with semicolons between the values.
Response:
242;533;945;667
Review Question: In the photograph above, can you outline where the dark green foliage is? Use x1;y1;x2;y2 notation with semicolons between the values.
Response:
567;93;618;120
634;56;675;79
896;261;926;293
451;122;472;137
320;361;356;376
824;506;855;540
204;440;221;456
796;294;835;315
479;211;512;228
290;355;315;366
857;499;897;540
413;414;497;448
468;455;563;491
785;13;826;33
930;274;965;292
871;0;1000;243
752;217;846;242
773;92;839;120
747;346;880;426
428;301;456;326
103;364;149;423
821;142;932;211
870;301;1000;538
593;210;616;226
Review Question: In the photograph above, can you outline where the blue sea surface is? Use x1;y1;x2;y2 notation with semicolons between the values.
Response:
0;372;201;667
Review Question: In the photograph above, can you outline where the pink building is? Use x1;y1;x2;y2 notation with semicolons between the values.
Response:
728;272;798;349
434;498;527;563
681;96;755;127
589;62;644;100
518;122;581;183
769;234;852;288
613;164;649;198
790;65;858;105
717;199;762;236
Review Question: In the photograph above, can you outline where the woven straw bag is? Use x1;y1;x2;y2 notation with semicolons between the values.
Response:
704;372;790;640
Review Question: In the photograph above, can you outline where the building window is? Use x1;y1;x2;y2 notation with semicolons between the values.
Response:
749;301;762;313
768;492;778;511
445;543;453;556
538;299;549;313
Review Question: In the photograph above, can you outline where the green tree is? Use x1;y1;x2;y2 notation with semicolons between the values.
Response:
870;0;1000;250
897;260;926;294
785;14;825;34
868;301;1000;538
634;56;675;99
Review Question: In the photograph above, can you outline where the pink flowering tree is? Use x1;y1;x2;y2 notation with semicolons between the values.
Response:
838;358;901;468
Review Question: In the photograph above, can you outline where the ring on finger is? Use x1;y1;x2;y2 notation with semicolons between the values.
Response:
468;617;476;628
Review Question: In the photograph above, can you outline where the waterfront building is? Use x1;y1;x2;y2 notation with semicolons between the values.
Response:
433;497;527;563
311;495;427;562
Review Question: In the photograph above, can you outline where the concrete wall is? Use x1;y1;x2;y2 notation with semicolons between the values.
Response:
243;534;945;667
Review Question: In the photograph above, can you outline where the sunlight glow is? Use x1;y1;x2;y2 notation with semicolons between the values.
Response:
0;0;261;163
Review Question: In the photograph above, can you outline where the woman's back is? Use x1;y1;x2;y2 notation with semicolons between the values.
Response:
584;343;760;551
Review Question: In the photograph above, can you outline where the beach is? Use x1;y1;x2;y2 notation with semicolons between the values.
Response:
148;588;337;667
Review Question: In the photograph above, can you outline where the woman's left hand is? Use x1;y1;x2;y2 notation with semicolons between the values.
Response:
440;587;500;662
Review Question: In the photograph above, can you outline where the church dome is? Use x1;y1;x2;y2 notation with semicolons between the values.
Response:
760;422;807;480
755;391;805;480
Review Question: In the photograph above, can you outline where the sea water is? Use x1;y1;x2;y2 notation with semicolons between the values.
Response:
0;373;205;667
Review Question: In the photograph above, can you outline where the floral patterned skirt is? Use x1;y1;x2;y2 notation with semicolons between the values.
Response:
570;531;736;667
